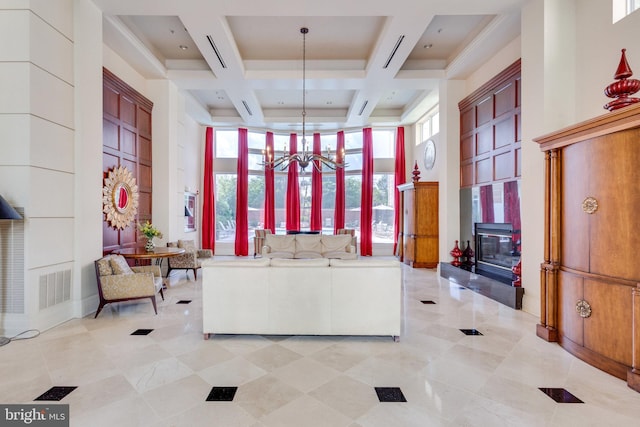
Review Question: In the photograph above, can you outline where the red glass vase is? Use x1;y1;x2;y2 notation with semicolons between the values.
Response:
450;240;463;267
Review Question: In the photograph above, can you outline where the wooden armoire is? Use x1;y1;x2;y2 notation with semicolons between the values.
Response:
398;182;439;268
534;103;640;392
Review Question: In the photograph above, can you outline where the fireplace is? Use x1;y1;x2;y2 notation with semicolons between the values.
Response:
474;222;519;285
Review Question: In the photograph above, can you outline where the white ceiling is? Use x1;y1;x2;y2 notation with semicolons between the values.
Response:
95;0;524;131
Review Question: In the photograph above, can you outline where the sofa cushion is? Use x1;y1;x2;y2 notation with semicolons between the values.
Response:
321;234;352;254
109;255;133;275
270;258;330;267
329;258;400;268
265;234;296;254
323;250;358;260
294;251;324;259
294;234;322;254
205;257;271;267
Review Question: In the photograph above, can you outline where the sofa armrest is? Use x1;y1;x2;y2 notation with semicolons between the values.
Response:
100;273;155;299
131;265;162;278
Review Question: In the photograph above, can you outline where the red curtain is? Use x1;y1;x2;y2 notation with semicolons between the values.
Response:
333;131;345;233
504;180;521;251
234;128;249;256
360;128;374;255
393;127;406;255
286;133;300;231
264;132;276;233
311;133;323;231
202;127;215;251
480;184;495;223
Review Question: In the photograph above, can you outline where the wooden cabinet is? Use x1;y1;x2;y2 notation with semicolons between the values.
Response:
398;182;438;268
534;103;640;392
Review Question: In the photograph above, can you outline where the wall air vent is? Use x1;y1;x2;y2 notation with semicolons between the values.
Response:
383;35;405;69
242;100;253;116
359;100;369;116
206;35;227;69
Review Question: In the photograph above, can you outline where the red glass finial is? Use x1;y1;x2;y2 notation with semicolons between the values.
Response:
604;48;640;111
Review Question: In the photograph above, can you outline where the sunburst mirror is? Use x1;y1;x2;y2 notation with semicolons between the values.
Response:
102;166;139;229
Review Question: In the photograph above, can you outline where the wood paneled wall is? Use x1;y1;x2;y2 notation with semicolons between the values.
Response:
459;60;521;188
102;68;153;254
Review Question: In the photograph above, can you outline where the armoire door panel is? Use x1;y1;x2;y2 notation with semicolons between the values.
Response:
558;271;584;346
589;129;640;280
583;279;633;366
561;143;590;272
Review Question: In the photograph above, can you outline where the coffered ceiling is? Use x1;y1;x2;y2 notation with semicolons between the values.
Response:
94;0;523;131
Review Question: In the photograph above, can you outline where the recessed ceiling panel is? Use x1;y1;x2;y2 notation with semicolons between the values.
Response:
407;15;495;61
119;15;204;61
226;16;386;60
191;89;234;109
377;90;420;109
256;89;355;109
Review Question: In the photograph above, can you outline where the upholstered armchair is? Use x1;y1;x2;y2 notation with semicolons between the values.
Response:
94;254;164;318
167;239;213;279
253;229;272;257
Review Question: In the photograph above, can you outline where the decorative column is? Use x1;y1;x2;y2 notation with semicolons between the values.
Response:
537;149;559;342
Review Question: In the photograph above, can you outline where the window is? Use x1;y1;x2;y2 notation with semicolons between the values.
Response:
215;130;239;158
372;173;395;243
613;0;640;22
419;106;440;145
215;174;237;241
212;127;400;249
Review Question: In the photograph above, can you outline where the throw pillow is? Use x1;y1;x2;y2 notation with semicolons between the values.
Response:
321;234;352;254
96;258;113;276
109;256;134;275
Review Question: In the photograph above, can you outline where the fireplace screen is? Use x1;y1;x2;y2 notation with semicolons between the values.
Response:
475;223;517;272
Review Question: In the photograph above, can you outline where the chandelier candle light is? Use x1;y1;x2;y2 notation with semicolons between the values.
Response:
262;28;346;173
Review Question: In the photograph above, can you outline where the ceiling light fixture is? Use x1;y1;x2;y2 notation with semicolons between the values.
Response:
262;27;346;173
179;45;188;50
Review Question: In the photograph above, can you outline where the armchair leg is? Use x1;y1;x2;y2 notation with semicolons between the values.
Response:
192;269;197;280
94;302;106;318
150;296;158;314
159;288;164;301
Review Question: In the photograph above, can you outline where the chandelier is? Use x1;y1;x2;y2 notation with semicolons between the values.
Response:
262;27;346;173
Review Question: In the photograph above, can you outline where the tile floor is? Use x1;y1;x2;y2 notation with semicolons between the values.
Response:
2;262;640;426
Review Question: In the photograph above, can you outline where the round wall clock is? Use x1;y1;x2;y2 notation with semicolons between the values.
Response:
423;139;436;170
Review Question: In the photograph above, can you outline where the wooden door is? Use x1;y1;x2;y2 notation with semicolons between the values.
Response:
589;129;640;280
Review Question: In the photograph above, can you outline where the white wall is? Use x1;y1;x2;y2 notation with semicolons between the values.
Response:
576;0;640;120
0;0;78;335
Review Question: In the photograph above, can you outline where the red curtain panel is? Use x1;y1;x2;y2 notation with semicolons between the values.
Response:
311;132;323;231
360;128;374;255
264;132;276;233
393;126;406;255
333;131;345;233
201;127;215;251
234;128;249;256
480;184;495;223
286;133;300;231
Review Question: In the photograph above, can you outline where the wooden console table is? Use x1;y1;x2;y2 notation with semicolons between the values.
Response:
534;103;640;392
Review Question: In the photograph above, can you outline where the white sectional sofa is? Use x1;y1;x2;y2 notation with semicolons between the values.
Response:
261;233;357;259
202;257;402;340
